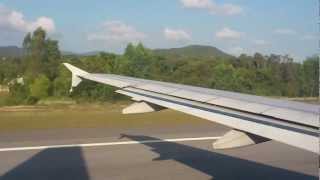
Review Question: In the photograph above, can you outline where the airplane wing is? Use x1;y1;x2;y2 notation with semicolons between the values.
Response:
63;63;319;154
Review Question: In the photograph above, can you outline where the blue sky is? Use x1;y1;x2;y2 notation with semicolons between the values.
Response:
0;0;318;60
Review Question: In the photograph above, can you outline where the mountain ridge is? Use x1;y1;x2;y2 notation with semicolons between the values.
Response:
153;45;232;59
0;45;232;59
0;46;24;58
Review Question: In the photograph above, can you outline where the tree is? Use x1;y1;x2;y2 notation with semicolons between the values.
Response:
124;43;135;58
302;56;319;97
24;28;46;77
100;52;118;73
122;42;153;77
5;33;319;106
30;75;50;99
53;65;71;97
23;27;61;79
22;32;31;53
45;39;61;80
8;83;30;105
253;53;265;69
210;63;235;90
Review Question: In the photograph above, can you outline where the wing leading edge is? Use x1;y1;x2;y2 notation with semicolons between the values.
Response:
63;63;319;153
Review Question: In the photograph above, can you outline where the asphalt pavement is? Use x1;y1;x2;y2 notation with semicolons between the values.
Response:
0;122;317;180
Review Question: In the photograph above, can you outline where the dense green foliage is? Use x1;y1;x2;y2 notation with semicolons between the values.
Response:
30;75;50;99
0;28;318;105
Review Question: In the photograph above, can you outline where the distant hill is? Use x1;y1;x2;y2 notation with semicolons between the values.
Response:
78;51;104;56
0;47;102;58
0;46;24;58
153;45;232;59
61;51;106;56
73;45;232;59
61;50;75;56
0;45;232;59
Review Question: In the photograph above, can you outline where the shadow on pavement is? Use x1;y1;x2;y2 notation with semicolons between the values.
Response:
1;135;316;180
120;134;317;180
0;147;89;180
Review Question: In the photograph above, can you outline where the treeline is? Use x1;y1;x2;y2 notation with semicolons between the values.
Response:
0;28;318;105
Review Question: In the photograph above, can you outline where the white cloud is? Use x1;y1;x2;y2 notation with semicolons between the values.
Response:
88;21;146;42
0;4;55;33
215;27;243;40
253;39;268;45
30;17;55;32
228;46;245;56
164;28;191;41
216;4;243;16
180;0;243;16
274;28;297;35
301;34;317;40
180;0;213;9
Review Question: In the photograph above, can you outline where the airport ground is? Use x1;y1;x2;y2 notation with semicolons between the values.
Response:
0;103;318;180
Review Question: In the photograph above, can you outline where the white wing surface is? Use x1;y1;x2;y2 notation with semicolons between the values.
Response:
63;63;319;153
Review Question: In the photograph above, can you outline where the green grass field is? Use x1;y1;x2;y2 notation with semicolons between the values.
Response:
0;102;204;133
0;95;318;133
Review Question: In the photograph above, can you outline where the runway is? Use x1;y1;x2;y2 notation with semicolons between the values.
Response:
0;123;317;180
0;136;221;152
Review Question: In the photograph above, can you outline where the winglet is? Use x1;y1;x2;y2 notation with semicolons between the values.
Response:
63;63;89;92
63;63;89;77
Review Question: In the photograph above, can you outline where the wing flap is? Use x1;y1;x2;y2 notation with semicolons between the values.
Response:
170;89;218;102
262;108;318;127
116;88;318;153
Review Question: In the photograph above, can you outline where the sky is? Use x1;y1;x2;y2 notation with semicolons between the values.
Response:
0;0;318;60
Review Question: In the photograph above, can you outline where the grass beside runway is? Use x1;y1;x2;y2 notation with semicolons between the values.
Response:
0;102;206;133
0;96;317;133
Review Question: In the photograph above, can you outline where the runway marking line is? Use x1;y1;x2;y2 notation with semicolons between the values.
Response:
0;136;221;152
